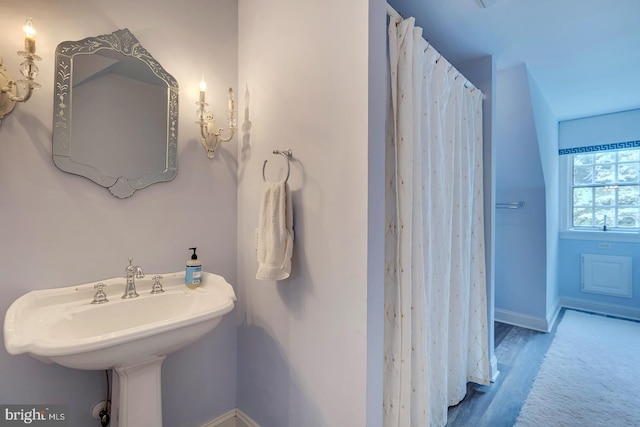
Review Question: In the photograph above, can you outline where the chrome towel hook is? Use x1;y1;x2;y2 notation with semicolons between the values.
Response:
263;149;293;183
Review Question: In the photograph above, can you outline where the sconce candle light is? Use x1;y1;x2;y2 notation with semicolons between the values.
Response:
195;78;236;158
0;18;41;125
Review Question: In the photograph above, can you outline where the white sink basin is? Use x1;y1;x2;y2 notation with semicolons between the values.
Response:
4;271;235;426
4;271;236;370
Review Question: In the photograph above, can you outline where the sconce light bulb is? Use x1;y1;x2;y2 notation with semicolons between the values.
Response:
198;78;206;105
227;88;234;113
23;18;36;38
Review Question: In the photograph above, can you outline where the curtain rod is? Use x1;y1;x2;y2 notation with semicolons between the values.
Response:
386;3;402;22
385;2;485;98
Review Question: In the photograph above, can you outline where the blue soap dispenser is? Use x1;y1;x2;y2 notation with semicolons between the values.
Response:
185;247;202;288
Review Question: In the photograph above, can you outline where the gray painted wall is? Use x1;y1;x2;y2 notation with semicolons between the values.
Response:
236;0;384;425
494;64;548;321
527;70;560;321
0;1;238;426
457;55;498;378
558;108;640;318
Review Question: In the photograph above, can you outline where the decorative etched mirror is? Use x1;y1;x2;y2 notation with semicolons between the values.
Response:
52;29;178;198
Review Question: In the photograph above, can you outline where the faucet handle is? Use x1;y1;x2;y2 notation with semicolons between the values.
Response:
151;275;164;294
92;283;108;304
126;257;134;273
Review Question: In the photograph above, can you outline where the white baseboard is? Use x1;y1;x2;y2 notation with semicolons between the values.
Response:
558;297;640;322
202;409;260;427
494;308;550;332
490;354;500;382
496;299;640;335
546;299;562;331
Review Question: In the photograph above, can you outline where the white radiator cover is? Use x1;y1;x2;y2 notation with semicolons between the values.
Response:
581;253;633;298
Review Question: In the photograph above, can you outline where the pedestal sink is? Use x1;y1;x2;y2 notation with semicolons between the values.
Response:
3;271;236;427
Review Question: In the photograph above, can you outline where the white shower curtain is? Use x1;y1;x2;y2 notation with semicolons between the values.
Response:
383;15;490;427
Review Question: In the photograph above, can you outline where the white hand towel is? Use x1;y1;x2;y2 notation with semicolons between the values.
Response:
256;180;294;280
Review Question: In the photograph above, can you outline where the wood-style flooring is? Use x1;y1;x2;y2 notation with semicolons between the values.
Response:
446;313;563;427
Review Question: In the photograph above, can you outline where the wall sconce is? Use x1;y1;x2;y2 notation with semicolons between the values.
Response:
0;18;41;125
195;79;236;158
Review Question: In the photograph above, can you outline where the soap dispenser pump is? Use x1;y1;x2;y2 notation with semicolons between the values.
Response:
185;247;202;288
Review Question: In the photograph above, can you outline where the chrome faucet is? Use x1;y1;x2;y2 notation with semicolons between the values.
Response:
123;257;144;299
92;283;108;304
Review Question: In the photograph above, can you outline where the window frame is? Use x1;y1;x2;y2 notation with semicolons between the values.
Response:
559;150;640;242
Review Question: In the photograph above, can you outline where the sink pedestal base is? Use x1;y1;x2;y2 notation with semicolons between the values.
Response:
111;356;166;427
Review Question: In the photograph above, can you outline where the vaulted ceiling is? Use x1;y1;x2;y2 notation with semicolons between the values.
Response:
388;0;640;121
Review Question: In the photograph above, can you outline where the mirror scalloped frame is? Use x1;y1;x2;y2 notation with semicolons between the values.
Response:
52;29;178;198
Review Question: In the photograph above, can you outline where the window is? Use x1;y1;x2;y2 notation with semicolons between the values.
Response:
570;148;640;230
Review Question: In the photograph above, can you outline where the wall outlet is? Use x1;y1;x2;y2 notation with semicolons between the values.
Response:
597;242;611;249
